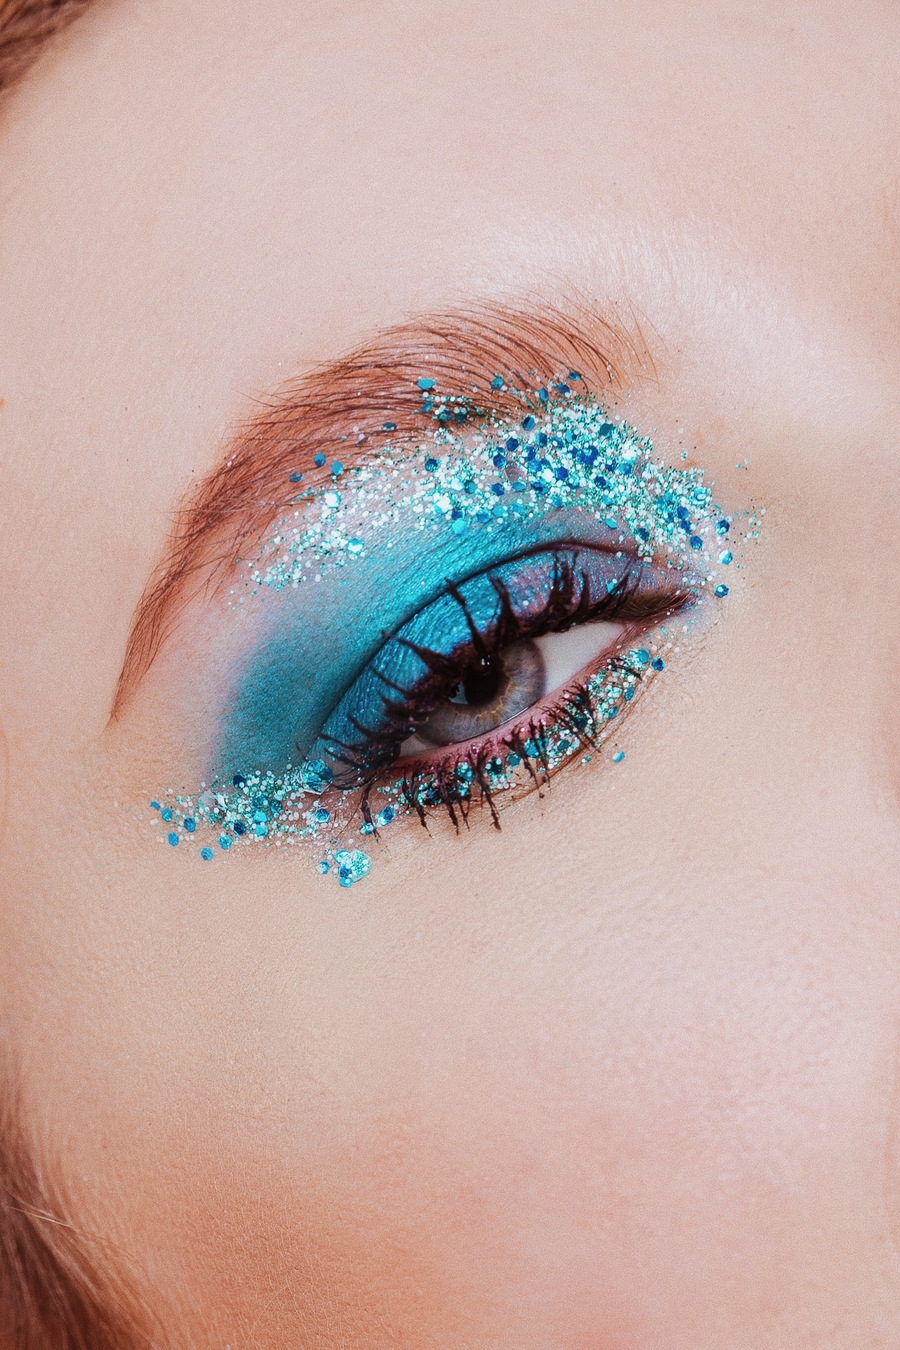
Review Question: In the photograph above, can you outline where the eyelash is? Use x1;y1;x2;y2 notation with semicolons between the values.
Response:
319;549;692;834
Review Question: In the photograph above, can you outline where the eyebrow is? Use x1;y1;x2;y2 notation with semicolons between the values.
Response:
112;299;657;714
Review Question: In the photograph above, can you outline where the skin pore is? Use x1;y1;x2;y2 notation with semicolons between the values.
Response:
1;0;900;1345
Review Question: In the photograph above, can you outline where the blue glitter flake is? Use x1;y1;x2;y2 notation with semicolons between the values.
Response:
633;649;651;666
417;377;435;391
612;750;625;763
318;860;330;874
651;657;665;671
253;822;268;838
716;519;730;535
289;471;303;483
233;821;247;836
200;847;213;861
424;457;439;471
347;538;364;554
719;550;733;565
183;818;196;833
149;800;161;811
313;452;326;467
160;807;173;823
331;461;344;476
377;805;395;827
689;535;703;550
714;584;730;597
233;774;246;787
219;836;231;850
334;849;371;887
382;421;397;431
314;807;330;823
490;375;504;389
302;759;334;794
167;832;179;846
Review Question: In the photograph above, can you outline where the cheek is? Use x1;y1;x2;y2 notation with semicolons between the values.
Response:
135;796;899;1347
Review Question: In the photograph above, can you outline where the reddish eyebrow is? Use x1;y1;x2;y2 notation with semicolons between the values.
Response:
112;300;654;715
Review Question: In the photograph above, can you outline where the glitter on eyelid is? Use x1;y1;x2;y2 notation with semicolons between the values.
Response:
149;384;763;880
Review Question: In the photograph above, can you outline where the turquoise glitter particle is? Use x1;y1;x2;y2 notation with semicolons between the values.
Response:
714;584;730;597
719;550;733;564
490;375;504;389
347;538;364;554
302;759;333;793
161;807;173;822
167;832;179;846
377;805;395;826
612;751;626;763
318;860;330;874
252;810;267;823
313;452;326;467
716;519;730;535
331;461;344;476
334;849;371;887
382;421;397;431
289;472;303;483
451;517;468;534
150;800;160;811
689;535;703;549
425;457;439;471
253;822;268;838
219;836;231;850
417;377;435;391
314;807;330;823
200;847;213;861
651;657;665;671
633;649;651;666
183;818;196;832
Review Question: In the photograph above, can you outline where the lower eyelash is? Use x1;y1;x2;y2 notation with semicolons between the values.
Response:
354;634;670;836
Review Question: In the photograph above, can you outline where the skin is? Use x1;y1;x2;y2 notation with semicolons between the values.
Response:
1;0;900;1343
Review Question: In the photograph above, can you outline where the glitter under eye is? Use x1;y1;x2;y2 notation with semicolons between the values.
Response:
147;380;762;881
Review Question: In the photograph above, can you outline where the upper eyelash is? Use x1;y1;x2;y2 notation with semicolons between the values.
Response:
317;549;690;784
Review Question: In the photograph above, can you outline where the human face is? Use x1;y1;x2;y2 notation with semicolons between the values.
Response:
1;1;899;1344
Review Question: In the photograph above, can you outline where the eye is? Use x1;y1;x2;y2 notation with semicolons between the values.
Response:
307;544;691;789
403;621;625;753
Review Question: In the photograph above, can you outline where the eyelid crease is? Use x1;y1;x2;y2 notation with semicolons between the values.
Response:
111;298;658;718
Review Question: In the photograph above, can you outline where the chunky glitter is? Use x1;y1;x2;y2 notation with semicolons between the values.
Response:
149;385;762;882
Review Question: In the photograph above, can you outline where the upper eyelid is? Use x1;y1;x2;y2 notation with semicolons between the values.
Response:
111;300;654;718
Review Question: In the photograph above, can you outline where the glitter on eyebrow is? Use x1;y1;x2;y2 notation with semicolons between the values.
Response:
200;847;214;860
150;383;763;882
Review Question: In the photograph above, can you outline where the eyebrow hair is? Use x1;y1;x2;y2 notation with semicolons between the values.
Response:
112;299;657;714
0;0;99;100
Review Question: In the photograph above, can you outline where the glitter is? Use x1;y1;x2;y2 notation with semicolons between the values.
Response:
383;422;397;431
612;751;625;763
719;550;733;565
313;452;326;467
167;832;179;846
150;800;160;811
714;584;730;597
183;817;196;832
302;759;333;793
417;377;435;390
334;849;371;887
161;807;173;822
200;847;213;860
568;371;582;381
289;472;303;483
152;384;760;887
331;461;344;476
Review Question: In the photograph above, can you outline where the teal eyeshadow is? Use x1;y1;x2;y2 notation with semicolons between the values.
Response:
215;505;634;781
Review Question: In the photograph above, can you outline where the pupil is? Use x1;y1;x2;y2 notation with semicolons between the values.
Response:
461;653;504;707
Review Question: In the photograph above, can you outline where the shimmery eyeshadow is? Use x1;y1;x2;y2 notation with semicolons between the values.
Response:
149;384;762;882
